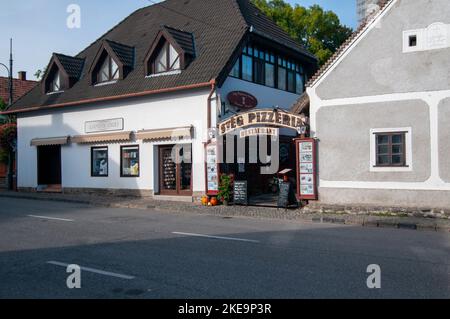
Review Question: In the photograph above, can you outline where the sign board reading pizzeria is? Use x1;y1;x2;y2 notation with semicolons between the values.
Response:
295;138;317;200
219;109;306;136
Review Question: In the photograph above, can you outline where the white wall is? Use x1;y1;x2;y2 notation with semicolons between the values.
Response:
17;88;211;193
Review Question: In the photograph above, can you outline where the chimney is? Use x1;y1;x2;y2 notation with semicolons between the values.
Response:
18;71;26;81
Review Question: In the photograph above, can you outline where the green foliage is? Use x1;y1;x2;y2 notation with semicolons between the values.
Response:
218;174;233;204
252;0;353;65
0;98;6;111
34;68;46;80
0;123;17;152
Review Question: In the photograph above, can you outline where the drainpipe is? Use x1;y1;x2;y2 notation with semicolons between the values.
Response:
204;79;217;195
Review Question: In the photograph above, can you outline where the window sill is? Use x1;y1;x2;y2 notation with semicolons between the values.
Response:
146;70;182;78
94;80;118;87
370;165;412;172
46;91;64;95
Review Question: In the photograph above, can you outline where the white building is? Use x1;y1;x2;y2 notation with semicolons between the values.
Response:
293;0;450;208
7;0;316;201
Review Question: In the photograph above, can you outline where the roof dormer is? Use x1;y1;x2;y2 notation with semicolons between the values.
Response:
144;26;195;76
89;39;135;85
42;53;85;94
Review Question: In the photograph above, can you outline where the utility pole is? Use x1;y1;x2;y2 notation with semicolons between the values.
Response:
8;38;13;107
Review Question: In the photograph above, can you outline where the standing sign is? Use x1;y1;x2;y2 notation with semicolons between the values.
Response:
233;180;248;205
206;143;219;195
295;138;318;200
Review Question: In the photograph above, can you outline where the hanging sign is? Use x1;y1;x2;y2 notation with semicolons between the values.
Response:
295;138;318;200
219;109;306;136
206;143;219;195
227;91;258;110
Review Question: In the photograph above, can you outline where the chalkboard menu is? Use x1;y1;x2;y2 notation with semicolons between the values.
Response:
233;180;248;205
278;182;297;208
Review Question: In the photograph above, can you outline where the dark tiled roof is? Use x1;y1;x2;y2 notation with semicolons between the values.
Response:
290;93;309;115
163;25;195;56
236;0;317;61
104;40;135;68
54;53;85;79
306;0;392;88
9;0;314;114
0;76;37;104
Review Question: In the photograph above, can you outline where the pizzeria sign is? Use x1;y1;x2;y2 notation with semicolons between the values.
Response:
219;109;307;136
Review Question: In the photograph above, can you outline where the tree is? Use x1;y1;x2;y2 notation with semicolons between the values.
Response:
252;0;353;65
34;68;46;80
0;123;16;164
0;98;6;111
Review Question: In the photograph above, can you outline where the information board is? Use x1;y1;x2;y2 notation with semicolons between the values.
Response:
233;180;248;205
206;143;219;195
295;138;318;200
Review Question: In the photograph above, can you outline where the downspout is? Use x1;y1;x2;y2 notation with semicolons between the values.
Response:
204;79;217;195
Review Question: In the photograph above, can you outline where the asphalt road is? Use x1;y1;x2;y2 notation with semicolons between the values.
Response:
0;197;449;299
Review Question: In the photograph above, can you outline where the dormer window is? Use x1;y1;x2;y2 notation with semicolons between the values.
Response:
154;42;180;73
98;55;120;83
145;26;195;77
89;39;135;85
42;53;84;94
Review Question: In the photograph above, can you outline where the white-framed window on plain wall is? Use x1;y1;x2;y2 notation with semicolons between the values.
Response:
370;128;412;172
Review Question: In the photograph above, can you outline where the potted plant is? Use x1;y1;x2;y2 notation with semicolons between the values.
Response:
218;174;232;206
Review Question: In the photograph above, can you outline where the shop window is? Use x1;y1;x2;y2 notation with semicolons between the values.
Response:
121;145;140;177
91;147;108;177
159;144;192;195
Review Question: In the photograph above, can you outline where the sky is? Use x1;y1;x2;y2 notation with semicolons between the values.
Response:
0;0;356;81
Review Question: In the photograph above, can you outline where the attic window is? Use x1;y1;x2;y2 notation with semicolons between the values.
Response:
49;71;61;93
153;42;180;74
409;35;417;47
97;55;120;83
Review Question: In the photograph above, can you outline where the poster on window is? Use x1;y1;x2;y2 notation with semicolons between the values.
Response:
206;143;219;195
296;138;317;200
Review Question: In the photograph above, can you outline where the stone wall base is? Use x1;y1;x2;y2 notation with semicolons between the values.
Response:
63;187;154;198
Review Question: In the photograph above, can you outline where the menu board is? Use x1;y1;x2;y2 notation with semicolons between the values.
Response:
296;139;317;200
206;143;219;195
234;180;248;205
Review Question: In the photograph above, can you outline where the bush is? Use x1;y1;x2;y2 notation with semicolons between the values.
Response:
218;174;233;204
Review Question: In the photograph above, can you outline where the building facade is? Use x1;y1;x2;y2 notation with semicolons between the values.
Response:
301;0;450;208
6;0;316;201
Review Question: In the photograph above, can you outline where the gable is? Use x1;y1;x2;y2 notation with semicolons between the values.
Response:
315;0;450;100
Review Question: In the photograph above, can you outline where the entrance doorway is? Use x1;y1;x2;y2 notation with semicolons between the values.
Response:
37;145;62;186
158;144;192;196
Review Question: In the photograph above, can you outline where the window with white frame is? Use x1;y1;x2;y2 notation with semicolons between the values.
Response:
370;128;412;172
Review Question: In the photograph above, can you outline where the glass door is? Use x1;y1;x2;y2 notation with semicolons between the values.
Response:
159;145;192;195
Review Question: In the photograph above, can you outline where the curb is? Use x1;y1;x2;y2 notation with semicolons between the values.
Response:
1;192;449;233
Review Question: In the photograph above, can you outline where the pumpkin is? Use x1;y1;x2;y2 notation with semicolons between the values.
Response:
210;197;218;206
201;196;209;206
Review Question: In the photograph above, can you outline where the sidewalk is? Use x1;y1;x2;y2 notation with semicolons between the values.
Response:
1;191;449;232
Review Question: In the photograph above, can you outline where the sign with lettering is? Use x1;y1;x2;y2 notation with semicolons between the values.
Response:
239;127;279;138
295;138;317;200
85;118;124;134
227;91;258;110
219;109;307;136
233;180;248;205
206;143;219;195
